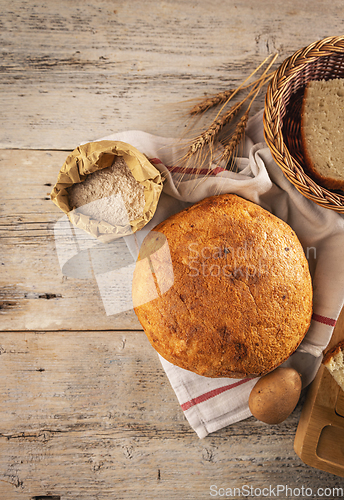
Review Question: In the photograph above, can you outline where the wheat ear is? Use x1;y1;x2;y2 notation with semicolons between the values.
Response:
188;101;243;155
187;55;278;156
220;58;278;165
189;90;236;115
221;110;250;162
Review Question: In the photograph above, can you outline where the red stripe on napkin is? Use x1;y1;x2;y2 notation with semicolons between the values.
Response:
312;313;336;327
181;378;251;411
149;158;226;176
149;158;164;164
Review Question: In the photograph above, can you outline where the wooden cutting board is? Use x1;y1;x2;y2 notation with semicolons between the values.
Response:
294;307;344;477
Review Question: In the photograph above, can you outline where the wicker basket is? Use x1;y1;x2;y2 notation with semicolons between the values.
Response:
263;35;344;212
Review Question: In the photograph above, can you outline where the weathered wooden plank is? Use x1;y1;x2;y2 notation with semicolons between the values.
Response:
0;331;180;431
2;0;344;149
0;149;142;331
0;330;342;500
2;423;342;500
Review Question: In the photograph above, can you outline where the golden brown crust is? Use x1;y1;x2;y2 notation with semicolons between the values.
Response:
132;194;313;378
301;83;344;192
323;339;344;365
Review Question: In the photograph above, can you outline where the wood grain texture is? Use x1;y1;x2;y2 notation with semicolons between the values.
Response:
0;330;343;500
2;148;341;497
1;0;344;149
294;297;344;477
2;1;344;497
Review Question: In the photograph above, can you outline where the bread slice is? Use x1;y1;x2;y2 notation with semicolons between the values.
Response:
323;340;344;391
301;78;344;191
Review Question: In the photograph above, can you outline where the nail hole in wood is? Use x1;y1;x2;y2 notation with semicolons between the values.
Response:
31;496;61;500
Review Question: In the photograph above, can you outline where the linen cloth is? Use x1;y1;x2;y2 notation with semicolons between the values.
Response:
94;109;344;438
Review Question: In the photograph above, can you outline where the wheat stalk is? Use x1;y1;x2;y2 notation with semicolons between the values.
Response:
189;70;275;116
188;101;243;155
220;61;277;168
211;54;276;121
221;110;250;162
189;89;236;115
186;57;277;159
173;53;278;184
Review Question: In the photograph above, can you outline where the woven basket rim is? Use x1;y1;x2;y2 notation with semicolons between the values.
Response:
263;35;344;212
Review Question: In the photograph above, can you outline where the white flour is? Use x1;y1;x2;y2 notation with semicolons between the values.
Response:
67;156;145;226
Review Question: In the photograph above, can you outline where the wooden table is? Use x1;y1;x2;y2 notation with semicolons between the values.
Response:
2;1;344;498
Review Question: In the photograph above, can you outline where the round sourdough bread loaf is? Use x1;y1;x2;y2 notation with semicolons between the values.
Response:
132;194;313;378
